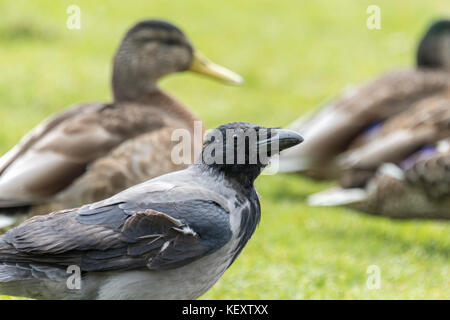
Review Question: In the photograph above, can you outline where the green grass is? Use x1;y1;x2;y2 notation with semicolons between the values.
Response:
0;0;449;299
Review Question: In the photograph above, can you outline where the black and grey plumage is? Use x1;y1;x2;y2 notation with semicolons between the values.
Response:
0;122;303;299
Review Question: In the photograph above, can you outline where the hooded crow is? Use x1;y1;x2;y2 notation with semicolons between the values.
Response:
0;122;303;299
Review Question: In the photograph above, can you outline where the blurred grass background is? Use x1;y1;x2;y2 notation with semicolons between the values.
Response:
0;0;449;299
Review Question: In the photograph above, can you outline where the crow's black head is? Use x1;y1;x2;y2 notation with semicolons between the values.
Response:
198;122;303;184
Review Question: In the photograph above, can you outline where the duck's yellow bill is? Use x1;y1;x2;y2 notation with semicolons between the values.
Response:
189;51;243;85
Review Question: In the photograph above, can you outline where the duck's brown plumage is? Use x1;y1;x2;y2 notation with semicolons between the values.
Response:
351;150;450;219
337;94;450;188
277;69;450;178
307;91;450;219
309;148;450;220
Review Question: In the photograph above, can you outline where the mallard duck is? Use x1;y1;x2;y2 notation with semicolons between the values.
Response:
0;19;243;226
272;19;450;179
308;140;450;220
308;93;450;219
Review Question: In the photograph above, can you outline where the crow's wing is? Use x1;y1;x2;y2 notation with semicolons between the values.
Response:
0;195;231;273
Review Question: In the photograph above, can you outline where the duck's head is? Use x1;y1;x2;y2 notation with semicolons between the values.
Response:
197;122;303;184
417;19;450;71
113;19;243;101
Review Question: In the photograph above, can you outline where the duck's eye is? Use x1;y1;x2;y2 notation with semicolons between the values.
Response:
135;36;153;43
162;38;182;46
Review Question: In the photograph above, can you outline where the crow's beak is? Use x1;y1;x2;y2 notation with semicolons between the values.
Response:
259;128;304;153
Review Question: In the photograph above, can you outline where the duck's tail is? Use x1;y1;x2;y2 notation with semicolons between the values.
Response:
308;187;367;206
307;163;405;207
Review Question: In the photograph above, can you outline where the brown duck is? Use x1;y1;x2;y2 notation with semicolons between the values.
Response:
308;95;450;219
0;19;243;227
309;140;450;220
272;19;450;179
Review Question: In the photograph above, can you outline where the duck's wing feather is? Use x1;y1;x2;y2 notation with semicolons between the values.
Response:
0;102;167;206
405;152;450;200
0;102;111;205
278;69;450;173
0;103;96;177
337;95;450;171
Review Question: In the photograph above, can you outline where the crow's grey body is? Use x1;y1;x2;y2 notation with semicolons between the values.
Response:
0;165;260;299
0;239;240;299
